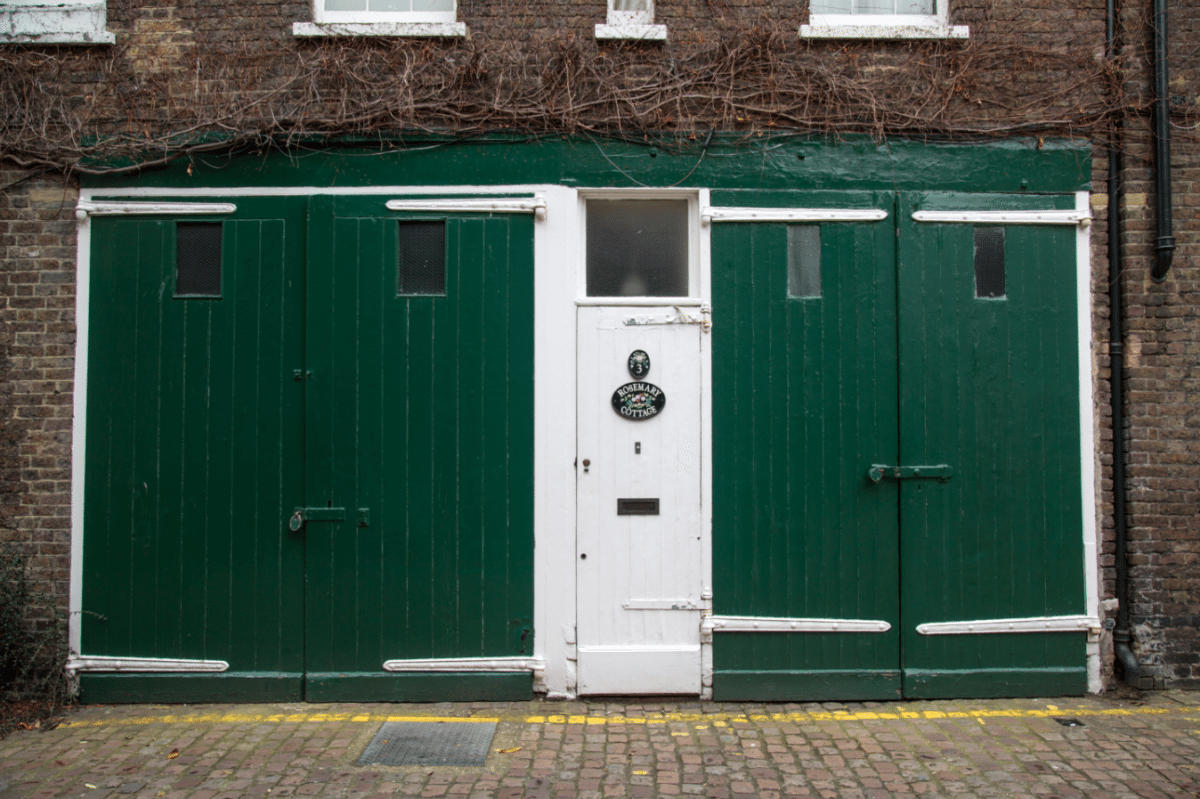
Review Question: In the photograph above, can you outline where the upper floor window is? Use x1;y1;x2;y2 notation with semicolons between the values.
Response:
293;0;466;37
596;0;667;41
0;0;114;44
316;0;455;24
801;0;967;39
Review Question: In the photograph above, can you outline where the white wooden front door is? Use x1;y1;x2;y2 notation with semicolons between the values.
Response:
576;306;705;694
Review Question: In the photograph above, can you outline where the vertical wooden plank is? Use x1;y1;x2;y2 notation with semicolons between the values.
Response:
82;218;145;656
302;197;335;672
352;217;385;671
202;223;235;664
455;218;486;655
505;216;536;656
480;217;509;655
402;253;437;659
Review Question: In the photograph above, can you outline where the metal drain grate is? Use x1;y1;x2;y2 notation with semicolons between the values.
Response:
356;721;497;767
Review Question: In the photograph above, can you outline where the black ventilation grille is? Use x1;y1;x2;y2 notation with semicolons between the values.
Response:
176;222;222;297
398;221;446;296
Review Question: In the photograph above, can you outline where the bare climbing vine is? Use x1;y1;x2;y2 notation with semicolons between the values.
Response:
0;12;1172;175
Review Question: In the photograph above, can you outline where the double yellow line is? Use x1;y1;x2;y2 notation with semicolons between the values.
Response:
62;704;1200;729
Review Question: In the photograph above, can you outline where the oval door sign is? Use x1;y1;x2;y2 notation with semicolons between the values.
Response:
612;382;666;421
628;350;650;378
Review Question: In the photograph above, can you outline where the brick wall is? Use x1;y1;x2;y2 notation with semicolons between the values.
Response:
0;170;77;623
1103;0;1200;688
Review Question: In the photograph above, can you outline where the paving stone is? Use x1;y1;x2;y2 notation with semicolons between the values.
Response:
2;695;1200;798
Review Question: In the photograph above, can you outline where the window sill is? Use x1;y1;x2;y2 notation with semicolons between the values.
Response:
800;21;968;39
292;21;467;37
0;2;114;44
595;23;667;41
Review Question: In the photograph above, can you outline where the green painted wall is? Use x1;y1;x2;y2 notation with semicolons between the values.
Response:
83;136;1091;194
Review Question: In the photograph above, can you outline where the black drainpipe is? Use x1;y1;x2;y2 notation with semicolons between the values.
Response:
1108;0;1141;686
1151;0;1175;282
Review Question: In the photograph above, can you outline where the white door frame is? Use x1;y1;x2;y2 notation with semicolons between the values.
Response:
533;188;715;697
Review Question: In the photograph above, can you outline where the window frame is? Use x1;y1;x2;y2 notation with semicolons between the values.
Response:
312;0;456;25
577;191;701;305
595;0;667;41
0;0;114;44
800;0;968;40
294;0;466;37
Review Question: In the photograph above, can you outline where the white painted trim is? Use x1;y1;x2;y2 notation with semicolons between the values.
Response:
701;207;888;226
801;22;967;39
382;657;545;673
594;23;666;40
75;200;236;219
67;656;229;673
1078;189;1101;693
697;188;714;698
577;644;700;653
533;185;581;698
69;212;90;657
309;0;458;26
293;21;465;36
704;616;892;633
619;306;711;331
578;191;703;302
912;209;1092;226
385;196;547;220
79;185;543;199
606;0;654;25
623;599;701;610
577;297;703;307
916;615;1102;635
0;0;115;45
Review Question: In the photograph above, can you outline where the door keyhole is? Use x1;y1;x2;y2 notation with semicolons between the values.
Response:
582;459;590;473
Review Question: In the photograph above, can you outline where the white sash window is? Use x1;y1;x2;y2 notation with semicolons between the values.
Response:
801;0;968;39
596;0;667;40
294;0;466;36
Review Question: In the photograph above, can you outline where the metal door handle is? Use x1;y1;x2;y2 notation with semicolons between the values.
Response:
868;464;954;483
288;507;347;531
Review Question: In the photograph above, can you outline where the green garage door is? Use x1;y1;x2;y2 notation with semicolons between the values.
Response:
81;195;534;702
711;190;1087;700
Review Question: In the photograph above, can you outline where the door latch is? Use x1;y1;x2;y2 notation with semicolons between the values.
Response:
287;506;347;531
868;464;954;483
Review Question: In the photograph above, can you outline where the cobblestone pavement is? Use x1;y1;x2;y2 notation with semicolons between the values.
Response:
2;693;1199;799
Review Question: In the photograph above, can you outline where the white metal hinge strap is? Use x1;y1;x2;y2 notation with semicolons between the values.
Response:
916;615;1101;635
912;210;1091;227
703;616;891;633
624;305;712;333
624;599;701;610
76;201;237;221
382;656;545;673
385;197;547;221
701;207;888;226
66;656;229;673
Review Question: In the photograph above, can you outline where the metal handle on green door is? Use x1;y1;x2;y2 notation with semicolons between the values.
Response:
868;464;955;483
288;507;347;531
